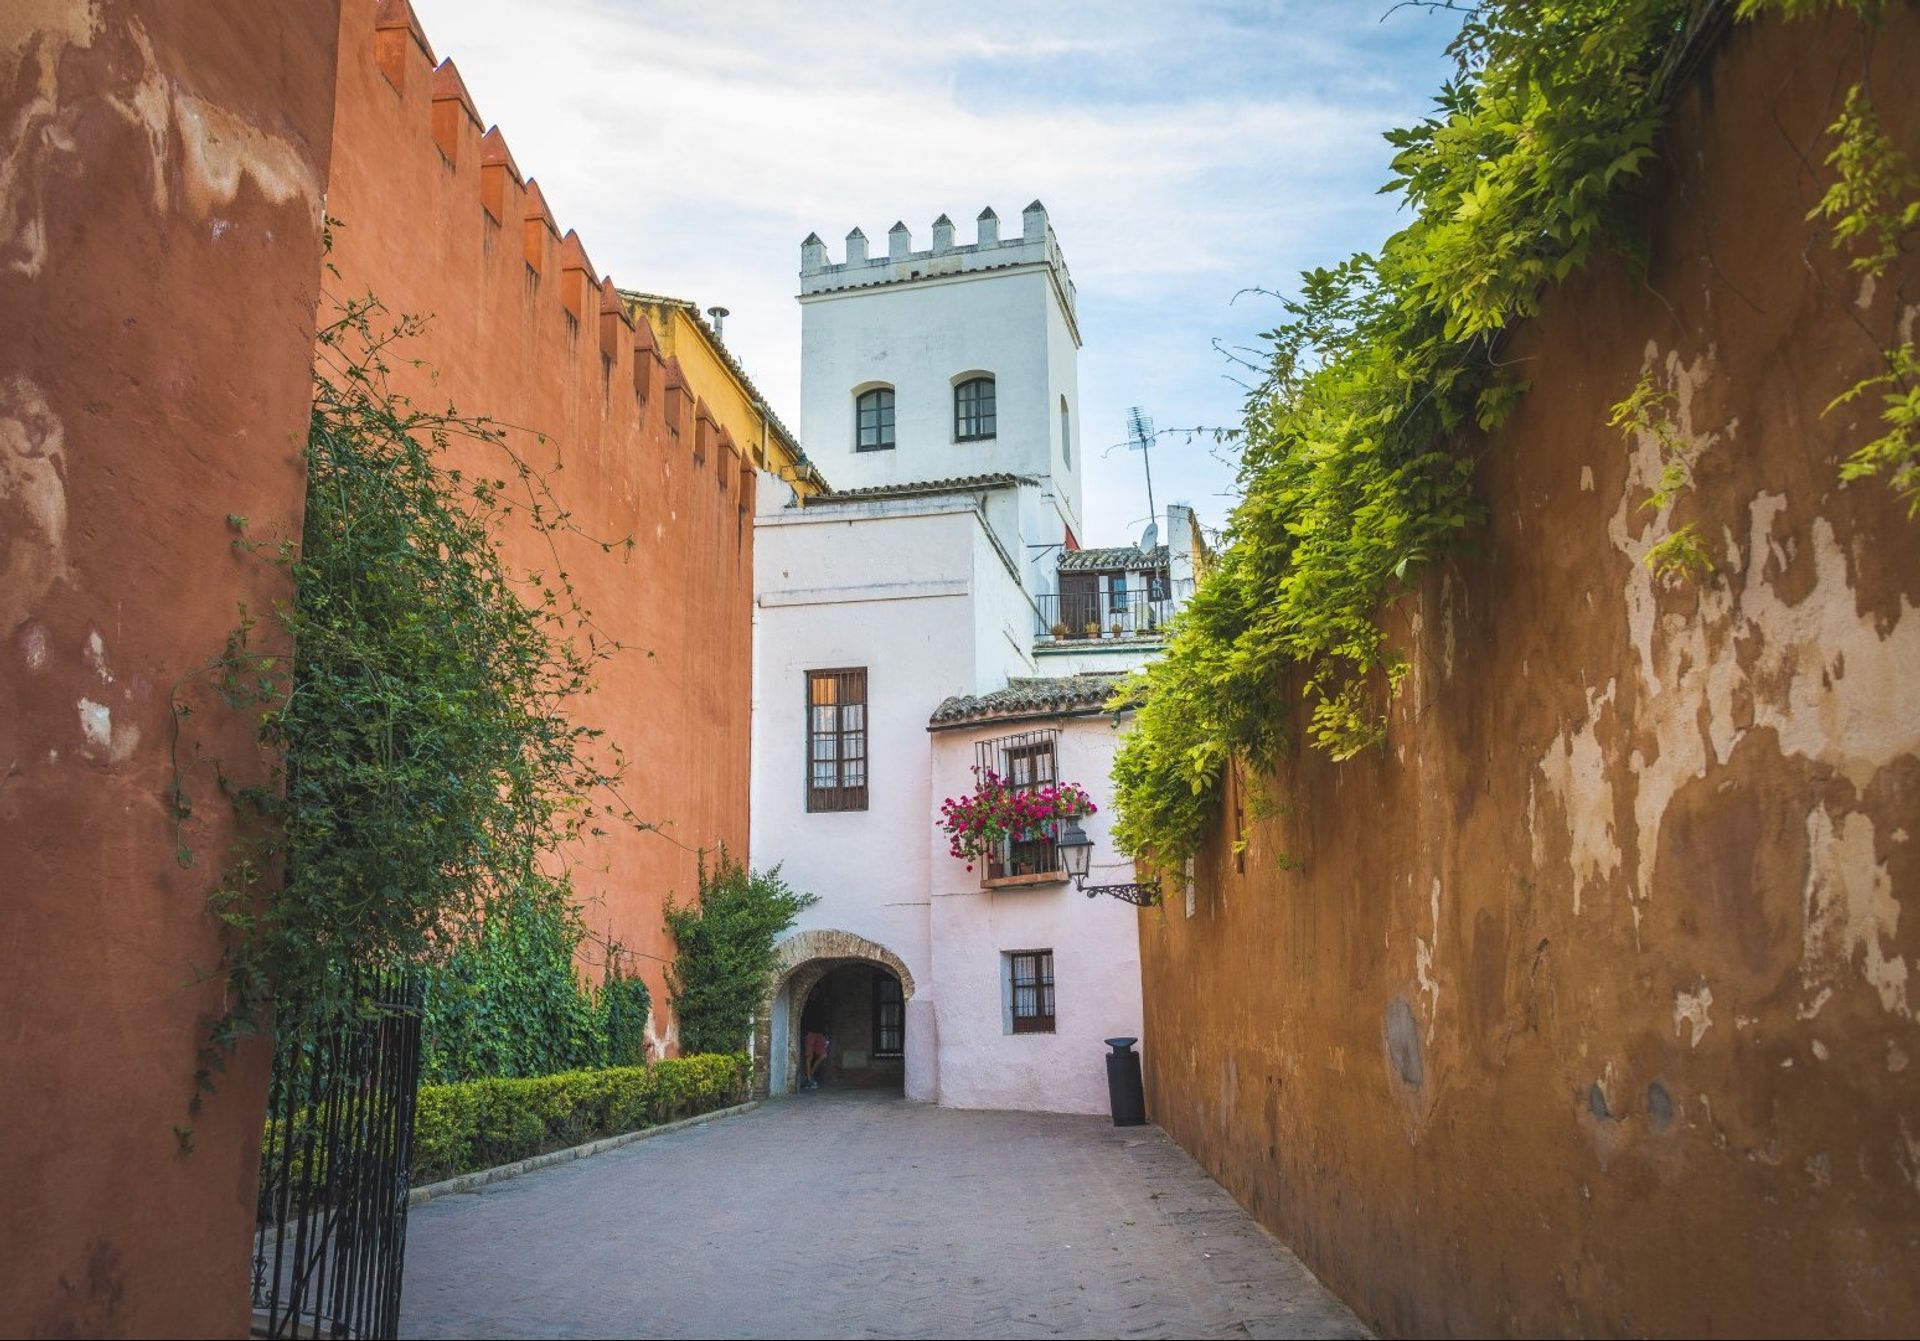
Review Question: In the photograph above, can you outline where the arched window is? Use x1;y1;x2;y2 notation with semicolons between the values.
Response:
855;387;895;452
1060;397;1071;467
955;376;996;441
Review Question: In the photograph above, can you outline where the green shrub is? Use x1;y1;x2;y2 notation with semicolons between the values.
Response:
407;1053;749;1185
664;854;816;1056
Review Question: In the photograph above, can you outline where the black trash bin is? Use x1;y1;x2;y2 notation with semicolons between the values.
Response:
1104;1037;1146;1127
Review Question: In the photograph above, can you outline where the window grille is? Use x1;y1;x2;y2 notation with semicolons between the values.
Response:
806;668;868;811
955;376;996;441
855;388;895;451
873;975;904;1057
1009;951;1056;1034
975;728;1061;879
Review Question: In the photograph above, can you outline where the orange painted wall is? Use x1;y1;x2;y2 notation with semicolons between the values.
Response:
1138;13;1920;1338
0;3;341;1335
319;0;755;1048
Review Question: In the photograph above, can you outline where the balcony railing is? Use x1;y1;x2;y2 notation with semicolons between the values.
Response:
1036;590;1173;642
985;829;1063;883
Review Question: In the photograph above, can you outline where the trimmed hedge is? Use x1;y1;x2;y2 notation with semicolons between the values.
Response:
410;1052;750;1184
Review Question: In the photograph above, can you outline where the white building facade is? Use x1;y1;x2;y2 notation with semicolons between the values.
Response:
749;205;1203;1114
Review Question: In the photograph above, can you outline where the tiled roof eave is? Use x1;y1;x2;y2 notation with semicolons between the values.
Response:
926;702;1122;732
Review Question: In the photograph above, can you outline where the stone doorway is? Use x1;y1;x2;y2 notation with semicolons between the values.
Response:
798;963;905;1091
754;929;916;1098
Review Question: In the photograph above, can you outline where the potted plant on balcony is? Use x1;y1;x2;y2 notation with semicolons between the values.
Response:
1049;621;1068;639
1083;620;1101;639
938;767;1097;875
1110;620;1124;637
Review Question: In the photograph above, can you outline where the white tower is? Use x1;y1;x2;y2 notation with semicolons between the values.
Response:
798;202;1084;542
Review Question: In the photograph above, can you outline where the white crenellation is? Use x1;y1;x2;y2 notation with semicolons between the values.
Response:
799;205;1074;323
1022;199;1046;243
800;231;826;275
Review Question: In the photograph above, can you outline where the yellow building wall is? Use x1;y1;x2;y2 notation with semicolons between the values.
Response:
624;297;823;496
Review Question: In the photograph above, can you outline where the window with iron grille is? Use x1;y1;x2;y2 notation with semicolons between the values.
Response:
806;669;868;811
955;376;996;441
873;974;904;1057
976;728;1061;879
1008;951;1055;1034
856;388;895;452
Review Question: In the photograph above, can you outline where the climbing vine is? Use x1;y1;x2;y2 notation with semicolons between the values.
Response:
175;285;641;1108
419;878;652;1083
1112;0;1916;872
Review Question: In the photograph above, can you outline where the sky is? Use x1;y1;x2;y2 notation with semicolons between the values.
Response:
408;0;1463;547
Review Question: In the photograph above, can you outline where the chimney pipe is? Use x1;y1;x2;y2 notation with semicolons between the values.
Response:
707;305;729;341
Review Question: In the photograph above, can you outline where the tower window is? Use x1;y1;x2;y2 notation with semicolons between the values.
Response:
1060;397;1071;467
856;388;895;452
955;376;996;442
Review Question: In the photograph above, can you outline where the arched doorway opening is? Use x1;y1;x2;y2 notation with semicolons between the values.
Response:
754;929;915;1098
797;962;905;1092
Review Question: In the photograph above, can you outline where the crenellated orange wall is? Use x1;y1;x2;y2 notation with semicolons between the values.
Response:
321;0;757;1050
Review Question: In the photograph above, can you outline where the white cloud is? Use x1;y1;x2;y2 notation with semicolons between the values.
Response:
405;0;1456;542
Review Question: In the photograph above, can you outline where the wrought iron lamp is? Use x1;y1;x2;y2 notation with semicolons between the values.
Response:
1057;820;1162;907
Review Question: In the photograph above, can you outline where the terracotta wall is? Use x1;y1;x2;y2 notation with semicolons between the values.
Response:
320;0;755;1048
0;3;340;1335
1140;14;1920;1338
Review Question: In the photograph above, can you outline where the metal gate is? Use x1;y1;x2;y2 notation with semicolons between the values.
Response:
252;971;423;1339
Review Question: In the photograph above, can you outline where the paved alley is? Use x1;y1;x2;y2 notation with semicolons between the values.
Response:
399;1090;1368;1340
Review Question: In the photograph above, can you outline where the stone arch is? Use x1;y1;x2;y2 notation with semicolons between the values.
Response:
753;929;915;1097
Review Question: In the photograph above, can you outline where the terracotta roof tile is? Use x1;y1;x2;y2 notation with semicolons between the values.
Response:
804;473;1038;505
1058;544;1168;572
929;673;1128;728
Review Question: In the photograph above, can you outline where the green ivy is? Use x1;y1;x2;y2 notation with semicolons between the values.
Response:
176;283;640;1105
419;878;651;1083
663;855;816;1056
1799;56;1919;513
1111;0;1911;872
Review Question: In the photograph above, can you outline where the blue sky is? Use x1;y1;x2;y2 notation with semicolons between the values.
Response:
408;1;1463;546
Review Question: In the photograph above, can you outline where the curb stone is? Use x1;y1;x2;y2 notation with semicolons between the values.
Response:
408;1099;761;1205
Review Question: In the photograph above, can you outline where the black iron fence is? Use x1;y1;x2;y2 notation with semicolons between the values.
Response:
1035;590;1173;642
252;970;423;1340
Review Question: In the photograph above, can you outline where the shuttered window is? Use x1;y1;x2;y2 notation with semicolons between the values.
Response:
806;669;868;812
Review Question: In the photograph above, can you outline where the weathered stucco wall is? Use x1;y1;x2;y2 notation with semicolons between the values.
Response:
1140;14;1920;1339
320;0;755;1049
0;2;340;1335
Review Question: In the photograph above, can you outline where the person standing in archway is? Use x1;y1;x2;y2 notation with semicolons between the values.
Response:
802;1028;830;1089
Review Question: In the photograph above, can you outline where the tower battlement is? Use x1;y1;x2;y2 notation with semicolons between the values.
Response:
799;202;1075;323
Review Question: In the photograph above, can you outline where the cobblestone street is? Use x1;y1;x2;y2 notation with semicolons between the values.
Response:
399;1090;1368;1339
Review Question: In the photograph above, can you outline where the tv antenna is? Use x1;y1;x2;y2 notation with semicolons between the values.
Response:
1125;406;1158;526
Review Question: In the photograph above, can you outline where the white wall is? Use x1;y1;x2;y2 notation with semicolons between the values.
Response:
800;268;1083;538
924;715;1145;1115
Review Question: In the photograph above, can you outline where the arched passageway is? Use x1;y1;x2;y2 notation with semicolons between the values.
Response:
797;962;905;1091
754;929;915;1098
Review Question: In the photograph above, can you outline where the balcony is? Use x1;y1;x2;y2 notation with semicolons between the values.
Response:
1035;590;1173;643
983;831;1066;887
